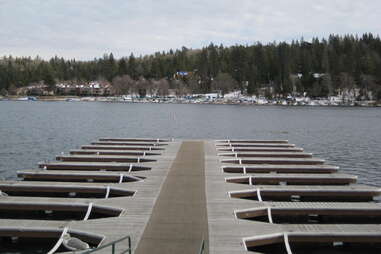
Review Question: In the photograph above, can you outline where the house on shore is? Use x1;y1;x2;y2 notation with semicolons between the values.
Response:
55;81;112;96
16;81;112;97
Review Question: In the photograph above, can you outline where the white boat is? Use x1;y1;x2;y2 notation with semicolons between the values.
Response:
16;97;29;101
66;98;81;102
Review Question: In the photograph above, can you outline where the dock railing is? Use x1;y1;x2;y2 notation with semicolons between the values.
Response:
199;239;207;254
81;235;131;254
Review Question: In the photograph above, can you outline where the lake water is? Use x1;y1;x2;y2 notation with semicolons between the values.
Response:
0;101;380;187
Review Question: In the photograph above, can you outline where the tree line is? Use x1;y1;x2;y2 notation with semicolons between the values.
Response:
1;33;381;99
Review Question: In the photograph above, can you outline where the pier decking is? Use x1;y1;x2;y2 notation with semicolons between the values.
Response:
0;138;380;253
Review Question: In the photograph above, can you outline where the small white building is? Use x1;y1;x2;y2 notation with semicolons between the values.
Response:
224;90;242;99
204;93;219;99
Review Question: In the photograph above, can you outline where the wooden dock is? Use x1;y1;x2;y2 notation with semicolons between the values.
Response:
0;138;380;253
208;140;381;254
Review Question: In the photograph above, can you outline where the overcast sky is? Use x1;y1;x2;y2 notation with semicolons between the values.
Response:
0;0;380;60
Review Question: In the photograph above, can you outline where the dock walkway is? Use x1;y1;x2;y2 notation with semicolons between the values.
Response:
135;141;208;254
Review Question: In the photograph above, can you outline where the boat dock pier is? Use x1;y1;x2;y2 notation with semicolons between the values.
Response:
0;138;381;253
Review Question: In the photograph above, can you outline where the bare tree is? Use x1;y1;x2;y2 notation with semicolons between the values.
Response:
8;84;17;95
0;88;8;96
173;79;190;97
146;79;156;97
136;76;149;97
339;72;357;102
111;75;135;95
186;75;200;93
211;73;238;95
157;78;169;97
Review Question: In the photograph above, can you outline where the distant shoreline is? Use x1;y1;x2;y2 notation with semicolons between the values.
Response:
1;96;380;107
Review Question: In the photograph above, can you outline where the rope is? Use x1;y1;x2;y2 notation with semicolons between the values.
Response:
143;152;146;157
239;159;242;165
119;174;124;183
137;157;140;163
267;207;273;223
128;164;133;172
249;176;253;185
243;166;247;174
105;186;110;199
83;203;93;221
284;233;293;254
47;227;68;254
256;188;263;201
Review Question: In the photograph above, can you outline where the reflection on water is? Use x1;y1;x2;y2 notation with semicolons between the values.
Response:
0;101;380;187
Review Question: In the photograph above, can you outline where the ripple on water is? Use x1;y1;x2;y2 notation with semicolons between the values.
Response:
0;102;380;187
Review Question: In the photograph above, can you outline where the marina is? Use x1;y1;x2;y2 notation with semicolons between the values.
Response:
0;138;380;253
1;2;381;254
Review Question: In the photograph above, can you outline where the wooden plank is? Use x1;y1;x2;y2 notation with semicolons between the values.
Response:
0;201;123;216
70;149;161;156
81;145;164;151
56;154;156;163
222;165;338;174
38;161;151;171
217;147;304;152
217;143;295;148
0;226;104;245
243;231;381;249
236;203;381;219
216;140;289;144
0;183;135;198
222;157;325;165
219;152;313;158
229;186;381;201
226;174;357;185
91;141;168;146
17;170;143;182
99;138;171;142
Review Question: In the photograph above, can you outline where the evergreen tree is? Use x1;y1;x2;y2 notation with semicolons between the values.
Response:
0;33;380;98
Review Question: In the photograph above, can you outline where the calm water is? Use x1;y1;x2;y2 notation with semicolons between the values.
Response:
0;101;380;187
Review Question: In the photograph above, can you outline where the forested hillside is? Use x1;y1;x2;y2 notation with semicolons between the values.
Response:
1;33;380;99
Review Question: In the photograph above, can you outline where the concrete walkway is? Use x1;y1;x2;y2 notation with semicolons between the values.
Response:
135;141;208;254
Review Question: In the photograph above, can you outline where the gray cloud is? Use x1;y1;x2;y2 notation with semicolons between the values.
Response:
0;0;380;59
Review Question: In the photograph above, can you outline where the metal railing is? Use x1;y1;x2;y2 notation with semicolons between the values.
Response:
199;239;207;254
81;235;131;254
79;235;206;254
